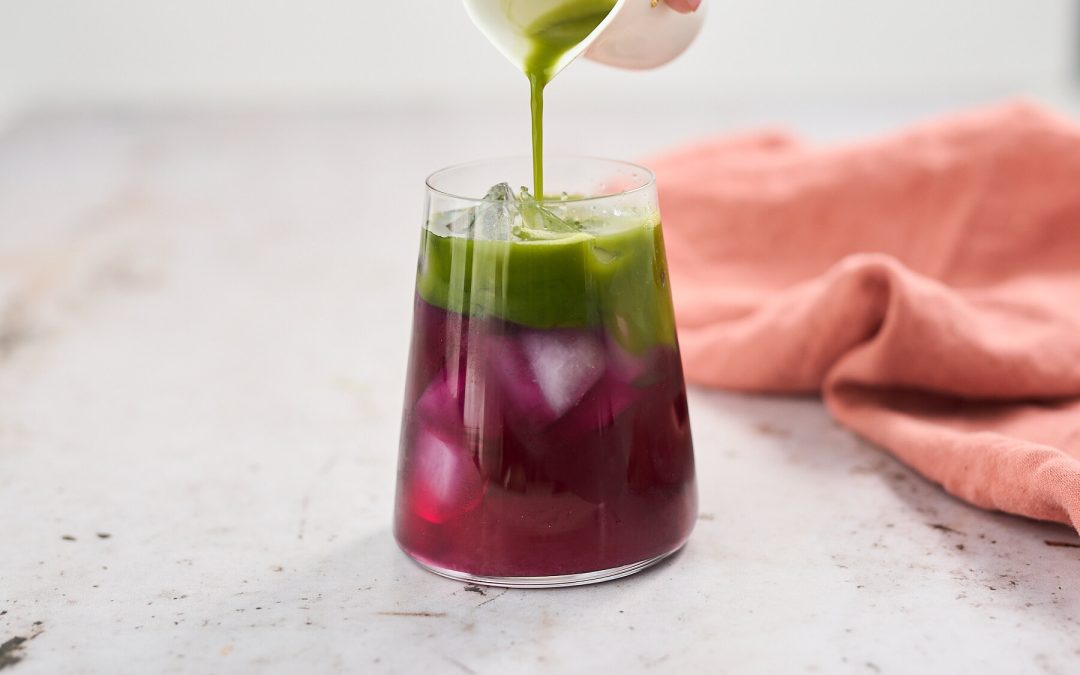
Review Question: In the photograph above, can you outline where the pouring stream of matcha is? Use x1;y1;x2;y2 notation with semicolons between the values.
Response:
462;0;617;198
465;0;705;200
521;0;618;198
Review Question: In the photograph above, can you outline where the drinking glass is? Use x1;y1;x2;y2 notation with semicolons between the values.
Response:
394;156;697;587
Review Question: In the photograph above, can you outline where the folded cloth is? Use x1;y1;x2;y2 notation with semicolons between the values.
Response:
650;101;1080;533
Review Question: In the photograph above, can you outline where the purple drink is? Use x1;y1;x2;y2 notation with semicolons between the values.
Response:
394;158;697;586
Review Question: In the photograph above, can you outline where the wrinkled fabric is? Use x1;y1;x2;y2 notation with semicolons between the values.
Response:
651;102;1080;532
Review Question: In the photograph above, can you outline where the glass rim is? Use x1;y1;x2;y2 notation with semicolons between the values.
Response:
424;155;657;205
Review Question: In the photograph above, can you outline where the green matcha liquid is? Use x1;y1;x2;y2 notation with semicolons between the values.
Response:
523;0;617;198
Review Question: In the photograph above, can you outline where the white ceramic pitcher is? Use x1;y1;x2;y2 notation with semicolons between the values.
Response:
463;0;706;78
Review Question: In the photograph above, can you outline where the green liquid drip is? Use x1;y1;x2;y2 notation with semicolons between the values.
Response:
529;72;546;200
523;0;617;199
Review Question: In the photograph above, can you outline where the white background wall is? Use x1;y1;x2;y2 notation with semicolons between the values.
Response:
1;0;1078;122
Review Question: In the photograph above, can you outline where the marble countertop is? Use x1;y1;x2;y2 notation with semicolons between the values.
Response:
1;107;1078;675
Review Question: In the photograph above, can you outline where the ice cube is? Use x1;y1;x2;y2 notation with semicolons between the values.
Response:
416;369;464;441
514;186;580;238
440;207;476;234
418;360;508;443
481;330;603;429
472;182;518;240
520;330;605;418
483;334;553;426
406;425;483;524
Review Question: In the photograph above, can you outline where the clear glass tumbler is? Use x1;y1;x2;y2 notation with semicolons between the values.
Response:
394;157;697;587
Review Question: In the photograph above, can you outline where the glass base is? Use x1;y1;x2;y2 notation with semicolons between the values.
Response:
406;547;682;589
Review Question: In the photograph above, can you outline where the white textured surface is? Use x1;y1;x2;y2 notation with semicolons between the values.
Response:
1;108;1079;675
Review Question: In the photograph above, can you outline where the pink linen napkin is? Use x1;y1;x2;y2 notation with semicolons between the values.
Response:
651;101;1080;532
